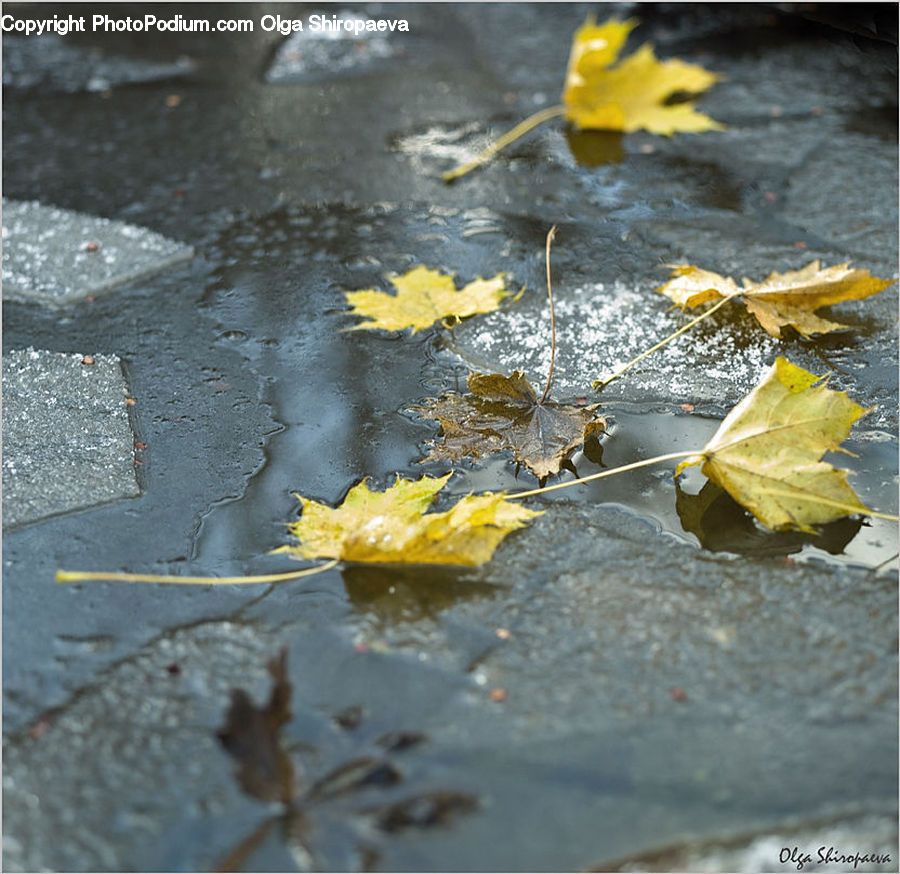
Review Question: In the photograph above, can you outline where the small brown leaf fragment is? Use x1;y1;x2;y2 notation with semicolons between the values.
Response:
375;730;426;753
217;648;294;804
669;687;687;701
125;397;136;406
489;688;507;702
84;241;99;253
364;791;479;833
333;704;363;731
165;94;182;107
134;441;147;450
81;355;95;365
411;371;607;485
680;403;695;412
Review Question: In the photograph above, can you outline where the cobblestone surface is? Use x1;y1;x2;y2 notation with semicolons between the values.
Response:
2;199;193;304
2;4;897;872
2;348;139;529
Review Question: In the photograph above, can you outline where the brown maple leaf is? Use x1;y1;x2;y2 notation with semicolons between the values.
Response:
410;371;607;485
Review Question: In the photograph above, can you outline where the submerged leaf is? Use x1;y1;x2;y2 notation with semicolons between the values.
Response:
563;17;723;134
411;371;607;484
676;357;874;532
276;475;541;567
343;265;510;333
659;261;896;338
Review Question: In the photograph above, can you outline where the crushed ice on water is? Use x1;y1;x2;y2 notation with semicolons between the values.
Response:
392;124;496;176
452;279;780;406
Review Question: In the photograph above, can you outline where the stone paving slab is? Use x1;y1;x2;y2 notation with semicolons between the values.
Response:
2;199;194;305
2;33;197;93
3;501;896;871
2;348;139;529
265;9;408;83
603;812;897;872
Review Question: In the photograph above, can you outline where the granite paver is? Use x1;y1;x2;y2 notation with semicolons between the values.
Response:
2;33;197;92
2;199;194;304
265;9;407;83
2;348;139;529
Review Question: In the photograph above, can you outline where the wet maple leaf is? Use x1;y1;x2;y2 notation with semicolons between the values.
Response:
563;17;723;134
675;478;862;556
411;371;607;485
659;261;896;338
275;474;541;567
343;265;510;333
676;357;874;532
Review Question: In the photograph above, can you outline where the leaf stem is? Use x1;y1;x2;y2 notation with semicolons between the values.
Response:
509;453;900;525
55;559;340;585
442;104;567;182
872;553;900;574
540;225;559;404
593;293;740;390
509;450;699;499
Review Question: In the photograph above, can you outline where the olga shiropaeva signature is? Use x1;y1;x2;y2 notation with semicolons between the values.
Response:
779;846;892;870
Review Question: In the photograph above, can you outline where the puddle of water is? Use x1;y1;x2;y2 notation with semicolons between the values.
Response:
186;202;896;578
188;205;895;578
431;405;897;571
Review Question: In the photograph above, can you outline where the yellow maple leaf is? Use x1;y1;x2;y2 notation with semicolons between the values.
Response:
676;357;873;532
275;474;542;567
659;261;896;338
343;266;510;333
562;17;724;134
444;16;722;180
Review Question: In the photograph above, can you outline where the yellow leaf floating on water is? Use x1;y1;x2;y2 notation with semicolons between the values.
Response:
562;17;724;134
659;261;896;338
443;17;722;180
343;266;510;333
276;474;542;567
676;357;874;532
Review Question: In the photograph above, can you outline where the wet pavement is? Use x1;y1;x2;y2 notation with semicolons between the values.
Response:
2;3;898;872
